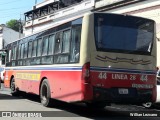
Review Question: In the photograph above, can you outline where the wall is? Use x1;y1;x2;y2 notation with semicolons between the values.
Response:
2;27;23;46
0;27;24;66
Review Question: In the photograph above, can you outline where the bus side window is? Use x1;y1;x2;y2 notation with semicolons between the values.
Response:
54;32;62;54
20;44;24;59
11;46;17;60
18;45;21;59
37;38;42;56
42;36;49;56
32;40;37;57
70;26;81;63
9;50;11;62
62;30;71;53
54;30;70;64
24;43;28;58
28;41;32;58
48;34;55;55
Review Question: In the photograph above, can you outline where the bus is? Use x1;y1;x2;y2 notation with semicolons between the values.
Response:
4;12;157;107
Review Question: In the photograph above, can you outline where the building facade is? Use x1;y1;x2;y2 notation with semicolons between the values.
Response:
0;25;24;66
23;0;160;66
24;0;95;36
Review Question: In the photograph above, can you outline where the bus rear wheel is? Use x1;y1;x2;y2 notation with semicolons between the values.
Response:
40;79;52;107
10;77;19;96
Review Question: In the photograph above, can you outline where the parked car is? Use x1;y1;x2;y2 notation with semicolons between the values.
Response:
142;69;160;108
156;69;160;102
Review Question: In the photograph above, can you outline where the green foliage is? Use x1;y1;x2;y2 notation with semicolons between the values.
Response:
6;19;21;33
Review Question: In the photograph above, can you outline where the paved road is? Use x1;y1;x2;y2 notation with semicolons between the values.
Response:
0;84;160;120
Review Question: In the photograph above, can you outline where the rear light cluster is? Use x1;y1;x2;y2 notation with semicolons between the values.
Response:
82;62;90;83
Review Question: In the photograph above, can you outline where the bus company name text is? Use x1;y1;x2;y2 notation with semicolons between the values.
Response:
111;73;136;80
15;73;40;81
132;84;153;89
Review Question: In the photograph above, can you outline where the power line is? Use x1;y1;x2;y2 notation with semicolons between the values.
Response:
0;14;22;18
0;11;24;15
0;7;30;11
0;0;24;5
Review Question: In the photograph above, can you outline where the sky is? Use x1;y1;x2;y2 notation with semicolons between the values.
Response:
0;0;44;24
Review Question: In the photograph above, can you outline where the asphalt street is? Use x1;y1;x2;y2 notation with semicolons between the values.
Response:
0;84;160;120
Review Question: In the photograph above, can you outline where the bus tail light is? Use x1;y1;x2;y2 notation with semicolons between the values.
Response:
82;62;90;83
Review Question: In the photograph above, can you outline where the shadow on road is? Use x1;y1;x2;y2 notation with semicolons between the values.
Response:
20;93;113;117
0;89;128;119
0;92;25;100
12;93;160;120
0;85;159;120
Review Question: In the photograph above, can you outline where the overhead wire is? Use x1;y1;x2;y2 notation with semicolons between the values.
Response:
0;0;35;23
0;7;30;11
0;0;24;5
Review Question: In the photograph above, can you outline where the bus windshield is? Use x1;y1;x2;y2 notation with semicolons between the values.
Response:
94;13;154;55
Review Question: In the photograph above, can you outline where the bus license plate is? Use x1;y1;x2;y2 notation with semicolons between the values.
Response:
118;88;128;94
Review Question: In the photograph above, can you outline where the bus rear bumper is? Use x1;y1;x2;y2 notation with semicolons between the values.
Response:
92;87;153;104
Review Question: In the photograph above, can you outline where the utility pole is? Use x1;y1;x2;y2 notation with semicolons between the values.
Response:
32;0;37;34
18;19;22;38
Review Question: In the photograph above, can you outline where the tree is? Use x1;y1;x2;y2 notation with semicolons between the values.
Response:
6;19;23;33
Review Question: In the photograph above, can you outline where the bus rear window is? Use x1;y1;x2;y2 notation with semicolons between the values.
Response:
94;13;154;55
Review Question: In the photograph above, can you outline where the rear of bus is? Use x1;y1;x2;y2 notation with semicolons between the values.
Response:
81;13;157;104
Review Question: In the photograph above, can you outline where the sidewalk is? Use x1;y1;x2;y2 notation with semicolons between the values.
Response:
0;83;11;95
